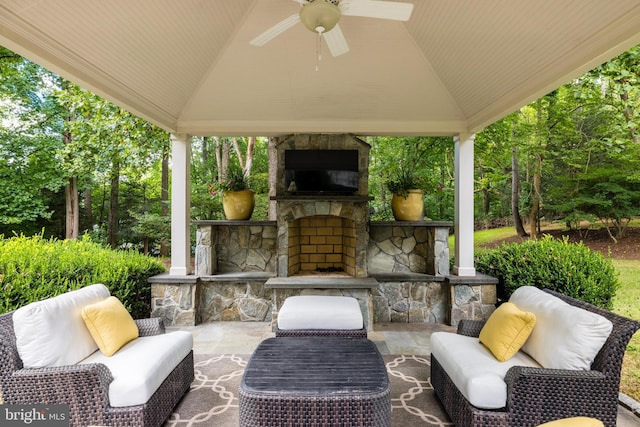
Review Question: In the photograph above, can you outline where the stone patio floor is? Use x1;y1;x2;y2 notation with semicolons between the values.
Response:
168;321;640;425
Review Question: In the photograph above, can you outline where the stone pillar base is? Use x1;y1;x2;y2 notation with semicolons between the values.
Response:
446;273;498;327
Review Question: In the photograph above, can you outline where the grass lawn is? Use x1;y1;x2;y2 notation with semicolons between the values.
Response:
457;225;640;401
612;259;640;401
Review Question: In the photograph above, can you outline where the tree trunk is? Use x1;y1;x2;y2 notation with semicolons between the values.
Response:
511;146;528;237
159;142;169;257
529;155;541;239
83;189;93;230
620;92;640;144
62;97;79;240
107;156;120;248
244;136;256;178
215;137;230;182
232;137;245;171
65;176;79;240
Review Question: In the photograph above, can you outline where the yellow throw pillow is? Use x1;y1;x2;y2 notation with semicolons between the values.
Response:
81;296;139;356
537;417;604;427
479;302;536;362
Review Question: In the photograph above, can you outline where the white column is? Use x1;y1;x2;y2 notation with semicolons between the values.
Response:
170;133;192;276
453;133;476;276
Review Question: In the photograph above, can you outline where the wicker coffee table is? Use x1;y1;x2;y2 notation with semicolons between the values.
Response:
239;337;391;427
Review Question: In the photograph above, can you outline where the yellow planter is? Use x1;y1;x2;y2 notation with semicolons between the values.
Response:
391;189;424;221
222;189;255;220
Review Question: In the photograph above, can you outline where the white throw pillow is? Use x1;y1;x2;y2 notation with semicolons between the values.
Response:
13;284;111;367
509;286;613;370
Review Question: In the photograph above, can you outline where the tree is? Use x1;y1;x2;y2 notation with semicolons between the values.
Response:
0;48;67;234
474;114;521;230
57;85;169;247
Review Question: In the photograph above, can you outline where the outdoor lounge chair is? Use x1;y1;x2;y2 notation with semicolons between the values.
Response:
430;289;640;427
0;285;194;427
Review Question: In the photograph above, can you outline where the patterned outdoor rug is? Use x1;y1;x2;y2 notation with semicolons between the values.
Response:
164;354;453;426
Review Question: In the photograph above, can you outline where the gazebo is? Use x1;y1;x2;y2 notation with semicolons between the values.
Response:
2;0;639;281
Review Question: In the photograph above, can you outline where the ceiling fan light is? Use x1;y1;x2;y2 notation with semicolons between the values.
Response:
300;0;341;34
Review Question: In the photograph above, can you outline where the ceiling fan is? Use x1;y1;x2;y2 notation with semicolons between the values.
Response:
250;0;414;57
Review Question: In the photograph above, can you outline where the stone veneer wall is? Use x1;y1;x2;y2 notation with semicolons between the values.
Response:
155;220;492;327
195;221;277;275
198;278;272;323
150;275;497;327
372;279;448;323
368;222;451;276
447;276;498;326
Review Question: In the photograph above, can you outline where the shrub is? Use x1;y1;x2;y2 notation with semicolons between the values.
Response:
475;234;619;309
0;234;165;318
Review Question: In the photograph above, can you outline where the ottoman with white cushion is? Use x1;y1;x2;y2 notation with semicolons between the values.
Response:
276;295;367;337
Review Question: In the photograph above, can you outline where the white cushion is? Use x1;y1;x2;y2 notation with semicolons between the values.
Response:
510;286;613;370
79;331;193;407
278;296;363;330
13;284;111;368
430;331;540;409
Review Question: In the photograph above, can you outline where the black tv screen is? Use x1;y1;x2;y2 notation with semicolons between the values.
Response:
284;150;359;194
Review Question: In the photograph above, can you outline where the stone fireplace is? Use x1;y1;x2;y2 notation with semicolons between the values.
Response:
152;134;499;331
272;134;372;278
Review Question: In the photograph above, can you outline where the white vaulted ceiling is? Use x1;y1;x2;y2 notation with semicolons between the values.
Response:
1;0;640;136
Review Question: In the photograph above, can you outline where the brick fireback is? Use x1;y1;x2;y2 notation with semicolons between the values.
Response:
288;215;356;276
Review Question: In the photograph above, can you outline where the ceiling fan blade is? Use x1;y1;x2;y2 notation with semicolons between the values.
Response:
341;0;414;21
324;23;350;57
250;14;300;46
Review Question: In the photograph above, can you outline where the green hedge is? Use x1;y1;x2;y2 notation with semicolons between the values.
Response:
0;234;165;318
475;235;619;309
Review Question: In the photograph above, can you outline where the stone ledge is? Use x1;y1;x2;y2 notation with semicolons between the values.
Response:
446;273;498;285
265;276;379;289
200;272;275;282
371;272;446;282
370;221;454;227
193;220;276;226
148;272;198;284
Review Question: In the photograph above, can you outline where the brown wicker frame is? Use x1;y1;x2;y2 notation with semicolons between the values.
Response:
275;327;367;338
239;337;390;427
0;312;194;427
431;289;640;427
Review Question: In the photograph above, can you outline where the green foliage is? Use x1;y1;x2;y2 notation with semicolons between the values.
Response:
0;234;165;318
368;136;453;220
386;165;423;198
475;235;619;309
211;166;250;194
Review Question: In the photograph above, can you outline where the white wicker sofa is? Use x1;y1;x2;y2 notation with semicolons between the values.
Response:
0;284;194;427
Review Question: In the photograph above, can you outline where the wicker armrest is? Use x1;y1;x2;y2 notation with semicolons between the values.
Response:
457;319;485;337
135;317;165;336
6;363;113;407
504;365;607;423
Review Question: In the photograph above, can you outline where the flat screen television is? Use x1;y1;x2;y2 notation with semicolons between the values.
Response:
284;149;359;195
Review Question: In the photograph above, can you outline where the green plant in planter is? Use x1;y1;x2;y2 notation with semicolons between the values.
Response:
386;166;423;198
209;167;255;220
209;167;251;196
